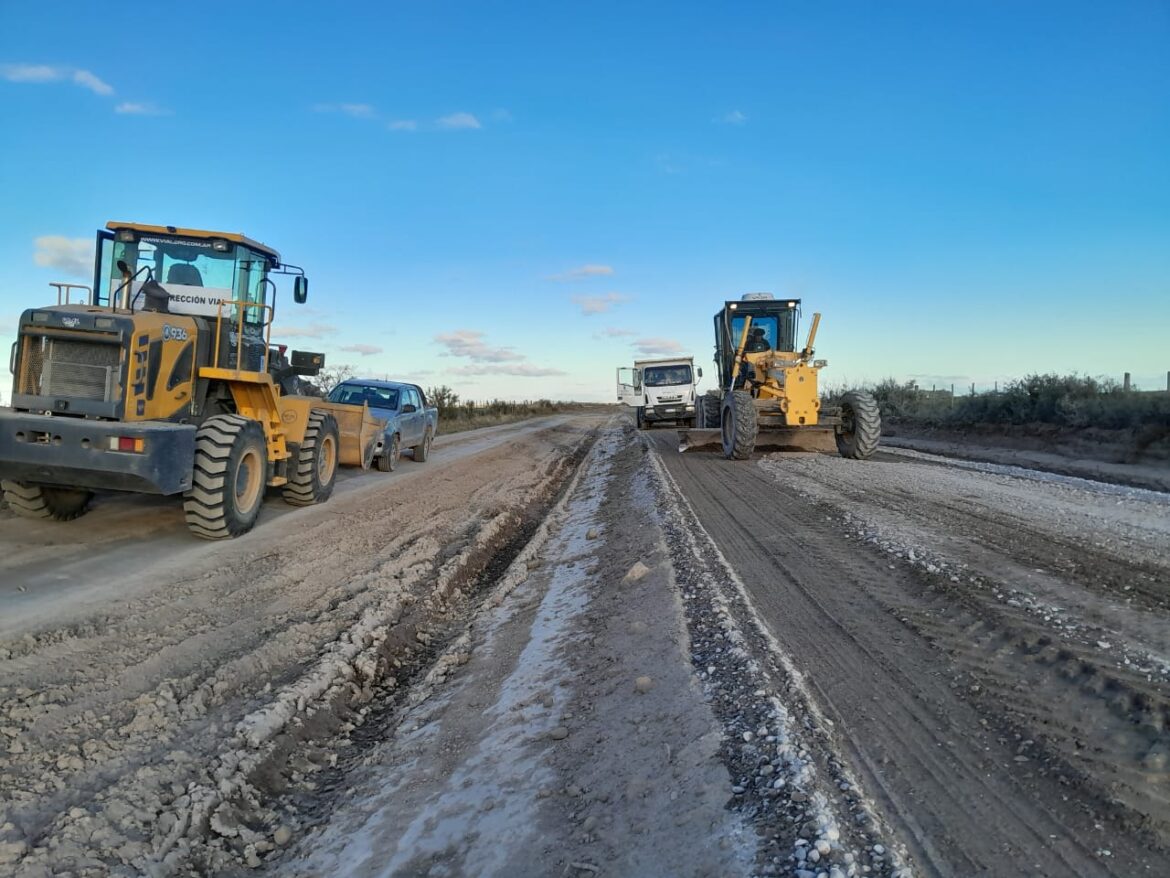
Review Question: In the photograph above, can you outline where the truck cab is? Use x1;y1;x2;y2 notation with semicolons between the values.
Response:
616;356;701;429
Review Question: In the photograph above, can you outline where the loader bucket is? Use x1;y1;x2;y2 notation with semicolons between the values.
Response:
302;400;387;469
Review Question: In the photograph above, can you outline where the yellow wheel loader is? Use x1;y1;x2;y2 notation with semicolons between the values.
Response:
0;222;383;539
679;293;880;459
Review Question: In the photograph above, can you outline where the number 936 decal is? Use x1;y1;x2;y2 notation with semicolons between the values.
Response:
163;324;189;342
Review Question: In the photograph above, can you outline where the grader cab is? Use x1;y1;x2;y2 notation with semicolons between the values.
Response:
681;293;880;460
0;221;384;539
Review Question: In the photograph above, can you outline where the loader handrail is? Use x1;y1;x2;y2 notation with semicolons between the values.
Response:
211;299;275;374
50;283;93;306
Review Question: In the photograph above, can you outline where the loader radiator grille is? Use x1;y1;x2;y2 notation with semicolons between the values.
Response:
19;336;121;402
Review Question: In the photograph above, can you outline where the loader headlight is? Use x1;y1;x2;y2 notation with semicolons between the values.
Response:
814;359;828;368
115;228;137;243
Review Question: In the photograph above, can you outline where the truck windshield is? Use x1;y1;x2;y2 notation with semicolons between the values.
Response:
643;365;692;387
329;384;400;409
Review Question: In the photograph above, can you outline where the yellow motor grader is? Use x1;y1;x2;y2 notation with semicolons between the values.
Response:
680;293;880;459
1;222;384;539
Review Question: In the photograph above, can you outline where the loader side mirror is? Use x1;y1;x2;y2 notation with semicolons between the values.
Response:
293;276;308;304
697;367;703;379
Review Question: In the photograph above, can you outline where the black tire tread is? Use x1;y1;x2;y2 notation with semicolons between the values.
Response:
283;410;339;507
836;391;882;460
182;414;264;539
722;391;757;460
1;481;92;521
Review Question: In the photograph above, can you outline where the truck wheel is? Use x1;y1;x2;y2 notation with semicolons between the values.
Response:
184;414;269;539
283;410;339;506
378;433;400;471
721;391;757;460
413;429;432;462
1;481;92;521
703;391;722;428
835;391;881;460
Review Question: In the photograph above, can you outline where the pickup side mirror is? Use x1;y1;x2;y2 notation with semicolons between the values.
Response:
697;367;703;379
293;276;309;304
401;403;417;413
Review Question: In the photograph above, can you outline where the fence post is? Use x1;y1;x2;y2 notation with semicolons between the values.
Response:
1124;372;1131;392
950;384;954;410
1166;370;1169;392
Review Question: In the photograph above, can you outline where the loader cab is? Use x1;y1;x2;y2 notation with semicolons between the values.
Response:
712;294;800;389
95;224;281;328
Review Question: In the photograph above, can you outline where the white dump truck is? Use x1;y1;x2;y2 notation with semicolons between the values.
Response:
616;356;702;429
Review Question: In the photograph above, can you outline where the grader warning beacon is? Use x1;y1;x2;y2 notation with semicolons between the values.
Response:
680;293;881;460
0;221;384;539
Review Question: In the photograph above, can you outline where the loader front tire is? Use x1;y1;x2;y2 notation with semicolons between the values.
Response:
1;481;92;521
283;410;339;506
835;391;881;460
721;391;757;460
184;415;268;540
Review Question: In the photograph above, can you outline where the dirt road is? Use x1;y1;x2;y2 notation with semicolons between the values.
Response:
651;431;1170;876
2;414;1167;877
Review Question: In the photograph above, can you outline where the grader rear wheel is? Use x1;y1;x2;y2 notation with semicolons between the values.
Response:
835;391;881;460
721;391;757;460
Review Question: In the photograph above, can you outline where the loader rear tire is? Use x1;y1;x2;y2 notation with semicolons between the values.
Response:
1;481;92;521
721;391;757;460
283;410;339;506
835;391;881;460
413;428;432;462
184;415;268;540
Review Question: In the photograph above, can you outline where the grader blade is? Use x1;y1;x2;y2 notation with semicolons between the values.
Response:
678;426;838;454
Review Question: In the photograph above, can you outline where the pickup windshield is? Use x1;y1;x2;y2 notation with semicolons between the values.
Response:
329;384;400;409
643;365;692;387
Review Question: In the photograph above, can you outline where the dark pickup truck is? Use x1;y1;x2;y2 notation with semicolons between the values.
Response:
326;380;439;470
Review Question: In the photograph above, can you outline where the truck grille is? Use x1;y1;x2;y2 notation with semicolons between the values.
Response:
19;336;121;402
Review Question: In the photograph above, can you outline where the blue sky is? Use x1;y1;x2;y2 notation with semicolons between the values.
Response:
1;1;1167;402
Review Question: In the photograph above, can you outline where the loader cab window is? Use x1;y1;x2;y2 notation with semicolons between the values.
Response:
643;365;693;387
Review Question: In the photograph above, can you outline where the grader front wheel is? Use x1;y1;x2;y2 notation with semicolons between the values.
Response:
721;391;757;460
836;391;881;460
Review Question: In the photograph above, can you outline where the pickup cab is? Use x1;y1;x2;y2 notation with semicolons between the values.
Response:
326;380;439;470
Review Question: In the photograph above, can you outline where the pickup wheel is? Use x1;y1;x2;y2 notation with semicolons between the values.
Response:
282;410;339;507
1;481;93;521
377;433;400;472
413;429;432;463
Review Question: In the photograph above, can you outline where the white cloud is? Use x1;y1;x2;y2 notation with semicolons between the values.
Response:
338;343;383;356
33;236;91;277
546;264;615;282
635;337;686;355
435;329;523;362
436;112;481;130
275;322;337;339
115;101;167;116
1;63;61;83
450;363;566;377
71;69;113;96
572;293;628;315
388;119;417;132
313;102;377;118
717;109;747;125
2;63;114;96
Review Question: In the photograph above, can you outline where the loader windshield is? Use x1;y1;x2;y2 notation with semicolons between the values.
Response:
106;234;272;322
